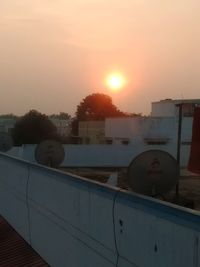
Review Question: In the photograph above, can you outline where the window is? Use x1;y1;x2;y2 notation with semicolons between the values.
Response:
121;140;129;145
85;137;90;144
106;139;113;145
182;104;195;117
181;141;191;145
144;138;169;145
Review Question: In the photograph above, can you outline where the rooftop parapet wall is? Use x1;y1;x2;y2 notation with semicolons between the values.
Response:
0;153;200;267
7;143;189;168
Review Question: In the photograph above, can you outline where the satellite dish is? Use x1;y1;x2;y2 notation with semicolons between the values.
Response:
0;132;13;152
35;140;65;168
128;150;179;196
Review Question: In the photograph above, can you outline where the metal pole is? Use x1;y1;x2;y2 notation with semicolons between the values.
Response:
176;104;183;196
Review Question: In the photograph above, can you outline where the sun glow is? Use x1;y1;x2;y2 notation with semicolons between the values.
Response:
106;73;126;92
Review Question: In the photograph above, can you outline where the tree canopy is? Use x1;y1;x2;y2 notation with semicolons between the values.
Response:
71;93;128;137
13;110;58;145
76;93;126;121
49;112;71;120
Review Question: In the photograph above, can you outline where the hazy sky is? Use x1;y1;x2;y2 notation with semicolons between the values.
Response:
0;0;200;116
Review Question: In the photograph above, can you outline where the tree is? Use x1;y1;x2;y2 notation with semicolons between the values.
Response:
49;112;71;120
13;110;59;145
71;93;127;136
76;93;126;121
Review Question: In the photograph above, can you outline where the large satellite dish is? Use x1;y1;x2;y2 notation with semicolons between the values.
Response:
0;132;13;152
128;150;179;196
35;140;65;168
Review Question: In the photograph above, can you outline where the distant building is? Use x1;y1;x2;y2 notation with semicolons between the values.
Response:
0;118;16;134
49;118;71;137
105;98;200;166
105;116;178;145
78;121;105;144
151;99;200;117
105;98;200;145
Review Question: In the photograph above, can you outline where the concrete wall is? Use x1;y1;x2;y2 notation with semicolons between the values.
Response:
0;153;200;267
79;121;105;144
8;143;190;168
181;117;193;142
151;99;200;117
151;102;177;117
0;118;16;133
49;118;71;136
0;155;30;242
105;116;193;146
115;192;200;267
6;115;193;169
105;117;177;142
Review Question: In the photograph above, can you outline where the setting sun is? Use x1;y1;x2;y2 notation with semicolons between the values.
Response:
106;73;126;92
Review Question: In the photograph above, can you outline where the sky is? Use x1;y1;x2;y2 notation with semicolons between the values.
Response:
0;0;200;116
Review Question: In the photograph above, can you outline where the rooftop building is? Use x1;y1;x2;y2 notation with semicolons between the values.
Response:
151;98;200;117
49;118;71;137
78;120;105;144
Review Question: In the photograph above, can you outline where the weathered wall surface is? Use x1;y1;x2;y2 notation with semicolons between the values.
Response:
7;143;190;168
0;153;200;267
105;117;177;141
0;155;30;242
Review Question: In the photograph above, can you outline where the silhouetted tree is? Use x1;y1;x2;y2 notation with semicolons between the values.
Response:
13;110;58;145
49;112;71;120
71;93;142;137
76;93;126;121
71;93;127;136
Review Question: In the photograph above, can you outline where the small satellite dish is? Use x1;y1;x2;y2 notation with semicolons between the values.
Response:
0;132;13;152
35;140;65;168
128;150;178;196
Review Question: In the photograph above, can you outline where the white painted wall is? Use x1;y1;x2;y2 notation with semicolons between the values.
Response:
104;116;193;168
105;117;177;142
8;144;36;162
50;118;71;136
105;116;194;145
151;102;177;117
0;118;16;133
0;156;30;243
0;153;200;267
29;167;117;267
7;142;190;168
115;192;200;267
181;117;193;142
151;99;200;117
5;113;193;170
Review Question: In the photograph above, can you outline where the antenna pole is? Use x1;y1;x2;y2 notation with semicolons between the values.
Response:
176;104;183;196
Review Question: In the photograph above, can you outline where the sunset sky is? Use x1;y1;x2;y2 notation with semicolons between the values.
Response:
0;1;200;116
